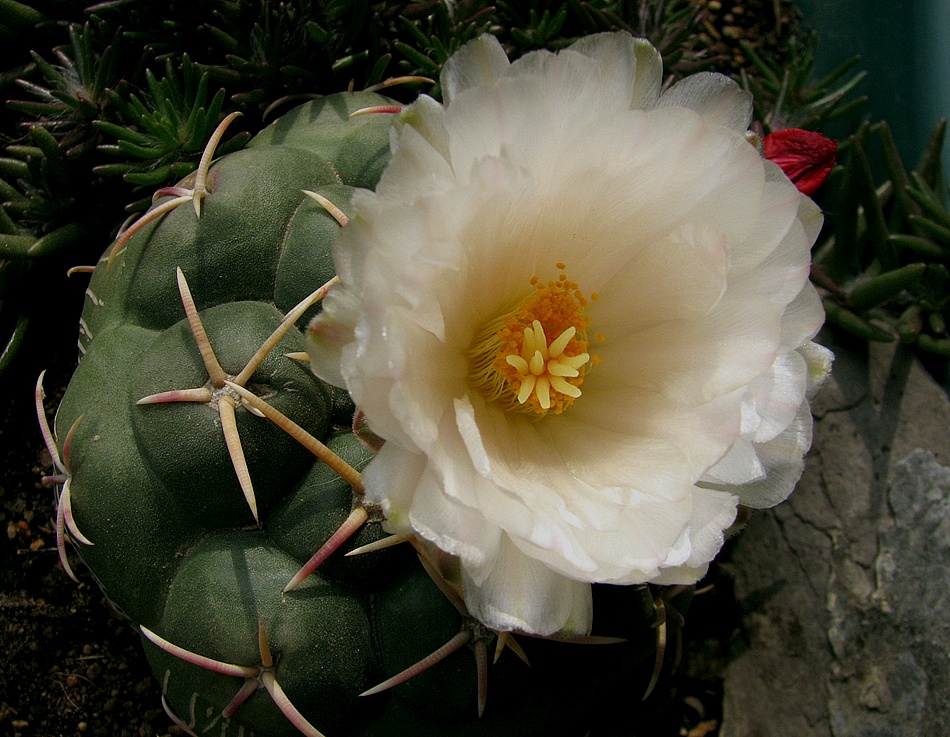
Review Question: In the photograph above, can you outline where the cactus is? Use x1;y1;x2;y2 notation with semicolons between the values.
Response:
37;91;672;737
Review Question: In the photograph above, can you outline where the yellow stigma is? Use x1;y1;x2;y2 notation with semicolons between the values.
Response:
469;266;598;416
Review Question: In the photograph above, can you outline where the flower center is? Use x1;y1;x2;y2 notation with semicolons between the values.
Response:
469;265;599;415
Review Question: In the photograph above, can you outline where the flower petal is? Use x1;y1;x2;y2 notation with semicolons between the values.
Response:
566;32;663;110
440;34;511;105
318;32;830;637
656;71;753;132
702;401;814;509
462;534;593;636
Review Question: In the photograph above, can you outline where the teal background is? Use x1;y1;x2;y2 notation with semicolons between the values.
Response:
796;0;949;185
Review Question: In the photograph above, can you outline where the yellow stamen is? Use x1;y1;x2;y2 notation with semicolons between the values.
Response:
469;266;598;416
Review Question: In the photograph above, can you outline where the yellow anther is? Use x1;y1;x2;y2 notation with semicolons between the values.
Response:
468;265;599;415
529;349;546;375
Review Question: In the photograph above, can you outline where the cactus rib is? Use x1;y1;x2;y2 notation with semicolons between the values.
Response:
141;621;327;737
283;506;371;593
136;268;350;525
225;380;364;493
106;112;243;269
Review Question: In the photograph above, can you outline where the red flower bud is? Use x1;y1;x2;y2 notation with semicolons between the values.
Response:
763;128;838;196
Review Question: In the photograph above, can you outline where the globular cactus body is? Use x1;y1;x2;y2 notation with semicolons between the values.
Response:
50;92;664;736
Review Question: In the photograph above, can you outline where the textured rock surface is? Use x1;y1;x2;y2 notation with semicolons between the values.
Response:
720;333;950;737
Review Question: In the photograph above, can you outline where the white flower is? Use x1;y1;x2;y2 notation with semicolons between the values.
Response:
307;33;832;636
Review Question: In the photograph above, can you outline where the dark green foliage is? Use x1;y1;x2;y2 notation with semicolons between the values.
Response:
815;119;950;356
740;29;867;133
94;55;250;186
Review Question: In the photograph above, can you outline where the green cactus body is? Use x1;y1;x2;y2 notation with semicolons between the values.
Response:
52;92;664;736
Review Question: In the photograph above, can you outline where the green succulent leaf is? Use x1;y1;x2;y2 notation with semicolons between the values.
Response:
848;263;927;311
824;300;896;342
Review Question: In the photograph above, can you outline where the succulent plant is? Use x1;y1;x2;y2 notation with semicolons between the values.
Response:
814;119;950;358
0;1;793;379
37;91;675;736
738;29;867;134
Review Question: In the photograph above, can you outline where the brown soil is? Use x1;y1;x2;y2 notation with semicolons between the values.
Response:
0;343;179;737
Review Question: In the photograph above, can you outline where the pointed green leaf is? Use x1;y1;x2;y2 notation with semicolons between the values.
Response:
305;20;329;45
0;204;17;235
811;54;862;93
331;51;369;73
878;122;919;220
906;183;950;231
916;333;950;356
0;178;23;200
0;233;36;258
6;101;64;116
93;43;118;97
824;300;896;342
124;167;173;186
908;215;950;246
851;128;894;269
0;0;45;29
0;312;28;377
814;95;869;128
5;146;42;160
0;158;29;179
27;223;87;257
28;50;59;86
848;263;927;310
829;130;863;280
913;118;947;189
116;140;170;160
739;40;780;91
94;120;154;145
30;125;62;163
92;162;138;176
887;233;945;259
393;41;440;76
204;25;240;53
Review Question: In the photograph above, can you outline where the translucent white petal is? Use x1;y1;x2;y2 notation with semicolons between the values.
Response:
743;348;808;443
362;442;428;533
553;385;743;487
589;221;729;335
566;32;663;110
462;535;593;635
440;34;511;104
678;487;738;570
780;282;826;349
650;562;710;586
703;436;766;486
595;293;783;405
305;287;359;388
704;401;814;509
407;466;502;570
378;109;454;202
656;72;753;132
392;94;451;165
801;341;834;399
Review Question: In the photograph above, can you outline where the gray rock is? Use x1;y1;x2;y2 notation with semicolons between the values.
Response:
720;335;950;737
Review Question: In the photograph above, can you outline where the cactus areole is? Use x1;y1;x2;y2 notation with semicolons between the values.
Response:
46;92;670;736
